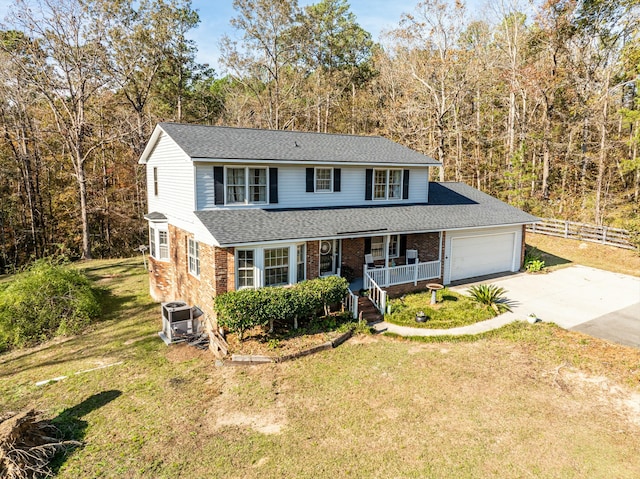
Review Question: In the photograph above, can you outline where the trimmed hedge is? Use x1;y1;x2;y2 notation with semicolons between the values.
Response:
213;276;349;340
0;259;101;351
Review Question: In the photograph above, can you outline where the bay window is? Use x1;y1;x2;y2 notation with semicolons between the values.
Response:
149;225;169;261
237;249;255;289
264;247;289;287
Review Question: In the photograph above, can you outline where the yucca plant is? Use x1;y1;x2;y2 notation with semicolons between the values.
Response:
467;284;510;314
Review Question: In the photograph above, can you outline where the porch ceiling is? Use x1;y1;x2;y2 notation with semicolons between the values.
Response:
195;182;539;246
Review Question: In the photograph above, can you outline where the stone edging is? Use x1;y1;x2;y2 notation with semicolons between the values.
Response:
228;329;354;365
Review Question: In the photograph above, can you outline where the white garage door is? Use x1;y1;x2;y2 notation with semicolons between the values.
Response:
450;233;516;281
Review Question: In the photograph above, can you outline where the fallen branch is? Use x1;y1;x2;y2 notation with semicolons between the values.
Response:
0;410;81;479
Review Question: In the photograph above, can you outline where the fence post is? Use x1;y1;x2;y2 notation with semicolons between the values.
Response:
602;226;607;245
564;221;569;239
414;262;418;285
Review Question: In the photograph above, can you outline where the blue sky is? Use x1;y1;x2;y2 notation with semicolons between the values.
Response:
0;0;490;74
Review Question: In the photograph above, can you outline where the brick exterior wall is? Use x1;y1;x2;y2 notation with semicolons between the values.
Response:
341;237;365;281
148;224;231;328
306;240;320;280
406;233;441;262
148;228;451;326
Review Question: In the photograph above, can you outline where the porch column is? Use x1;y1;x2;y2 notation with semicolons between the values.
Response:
384;234;390;286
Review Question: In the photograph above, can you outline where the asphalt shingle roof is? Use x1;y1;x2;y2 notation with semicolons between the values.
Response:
194;182;539;246
158;122;441;166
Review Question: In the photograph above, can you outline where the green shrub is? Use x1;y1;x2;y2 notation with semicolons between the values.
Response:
524;246;545;272
214;276;349;340
525;259;545;272
0;259;101;351
467;284;511;314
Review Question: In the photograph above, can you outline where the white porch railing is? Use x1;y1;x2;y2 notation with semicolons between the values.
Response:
364;274;387;314
364;260;441;288
343;289;359;320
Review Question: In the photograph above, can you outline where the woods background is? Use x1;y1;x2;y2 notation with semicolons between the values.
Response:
0;0;638;272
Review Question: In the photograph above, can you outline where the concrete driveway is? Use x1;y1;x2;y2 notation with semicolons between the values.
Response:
453;265;640;347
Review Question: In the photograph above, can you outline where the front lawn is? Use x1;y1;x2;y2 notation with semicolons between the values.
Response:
1;258;640;478
385;288;499;329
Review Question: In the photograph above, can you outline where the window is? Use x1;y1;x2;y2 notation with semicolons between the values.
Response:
226;167;267;204
389;234;399;257
373;169;402;200
296;244;306;283
249;168;267;203
226;168;246;203
149;225;169;261
371;236;384;259
153;167;158;196
149;226;156;258
371;235;400;260
188;238;200;277
315;168;332;192
237;250;255;289
264;247;289;286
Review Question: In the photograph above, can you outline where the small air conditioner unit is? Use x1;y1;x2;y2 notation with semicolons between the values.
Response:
159;301;204;345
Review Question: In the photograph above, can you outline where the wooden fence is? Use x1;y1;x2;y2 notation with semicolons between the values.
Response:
527;218;637;250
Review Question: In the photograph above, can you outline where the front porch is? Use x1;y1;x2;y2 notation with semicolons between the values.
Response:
357;260;442;316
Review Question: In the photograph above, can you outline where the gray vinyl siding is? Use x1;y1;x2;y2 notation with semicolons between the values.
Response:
194;163;431;210
146;133;195;218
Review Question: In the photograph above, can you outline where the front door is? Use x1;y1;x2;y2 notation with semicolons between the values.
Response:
319;239;340;276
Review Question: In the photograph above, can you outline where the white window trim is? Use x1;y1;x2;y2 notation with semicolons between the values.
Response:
149;224;169;261
236;249;257;290
296;243;306;283
372;168;403;201
314;167;333;193
264;247;290;287
235;242;305;290
371;234;400;260
188;238;200;278
224;166;269;205
153;167;158;196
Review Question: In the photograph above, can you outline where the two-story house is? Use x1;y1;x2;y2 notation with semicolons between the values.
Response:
139;123;537;322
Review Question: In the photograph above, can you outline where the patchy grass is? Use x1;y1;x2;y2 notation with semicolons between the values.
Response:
527;233;640;277
386;288;498;329
1;258;640;478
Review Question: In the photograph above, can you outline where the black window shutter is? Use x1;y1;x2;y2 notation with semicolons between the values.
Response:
364;237;371;254
365;169;373;200
269;168;278;204
214;166;224;205
306;168;314;192
402;170;410;199
400;235;407;256
334;168;341;192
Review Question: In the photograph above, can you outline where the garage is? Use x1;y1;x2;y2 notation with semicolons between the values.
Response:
447;229;519;282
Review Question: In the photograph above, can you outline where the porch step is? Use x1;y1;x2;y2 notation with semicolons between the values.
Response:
357;296;384;324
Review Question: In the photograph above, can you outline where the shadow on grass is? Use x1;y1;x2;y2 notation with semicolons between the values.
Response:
526;244;572;268
50;390;122;473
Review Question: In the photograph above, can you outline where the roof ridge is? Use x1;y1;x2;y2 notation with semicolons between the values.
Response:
159;122;384;141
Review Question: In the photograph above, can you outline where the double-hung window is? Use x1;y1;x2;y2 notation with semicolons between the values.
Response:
315;168;333;192
226;167;267;204
237;250;255;289
373;169;402;200
149;226;157;258
371;235;400;260
264;247;289;287
296;244;306;283
188;238;200;277
158;231;169;259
